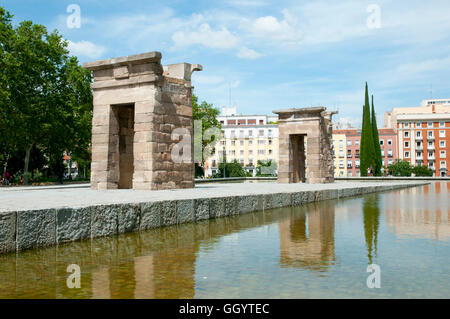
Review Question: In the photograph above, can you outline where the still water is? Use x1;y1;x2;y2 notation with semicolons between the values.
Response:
0;182;449;299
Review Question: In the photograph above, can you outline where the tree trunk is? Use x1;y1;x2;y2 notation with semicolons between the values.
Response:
23;144;33;185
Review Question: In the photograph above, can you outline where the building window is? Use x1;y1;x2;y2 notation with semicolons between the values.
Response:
428;151;434;158
404;141;410;148
259;120;264;125
388;139;392;145
404;131;409;138
240;140;244;146
258;140;265;145
268;139;272;145
258;150;265;155
339;160;344;168
379;140;384;146
381;150;384;157
339;140;343;148
355;160;360;168
347;140;352;146
355;140;360;146
388;149;393;157
428;131;434;138
404;123;409;128
441;161;446;168
417;151;422;158
231;140;235;146
404;151;410;158
240;150;244;155
440;141;446;148
339;150;344;157
440;150;446;158
347;160;352;168
439;130;445;137
269;149;272;155
428;122;433;128
416;131;421;138
416;122;421;128
249;130;253;137
388;159;393;165
258;130;264;137
249;140;253;146
249;150;253;155
439;122;445;128
268;129;273;137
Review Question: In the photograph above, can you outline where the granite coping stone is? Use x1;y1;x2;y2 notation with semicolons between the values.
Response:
0;181;429;254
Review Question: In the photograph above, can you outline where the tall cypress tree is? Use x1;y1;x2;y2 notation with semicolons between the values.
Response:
360;82;375;176
371;95;382;176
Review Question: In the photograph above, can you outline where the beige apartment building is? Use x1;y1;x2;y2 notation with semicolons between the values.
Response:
332;133;347;177
205;107;279;177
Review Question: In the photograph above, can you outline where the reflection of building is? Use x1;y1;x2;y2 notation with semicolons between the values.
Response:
206;107;279;177
385;182;450;240
279;202;335;271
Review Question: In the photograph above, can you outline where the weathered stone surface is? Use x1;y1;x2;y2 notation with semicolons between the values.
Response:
292;192;304;206
210;197;225;218
161;201;177;226
17;209;56;250
272;193;291;208
139;201;161;230
237;195;263;214
85;52;202;191
117;204;140;233
177;199;194;224
0;212;16;253
224;197;237;216
274;107;336;184
194;198;209;221
56;207;91;243
91;205;117;238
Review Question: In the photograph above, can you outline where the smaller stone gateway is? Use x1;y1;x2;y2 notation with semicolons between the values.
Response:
274;107;337;184
84;52;202;190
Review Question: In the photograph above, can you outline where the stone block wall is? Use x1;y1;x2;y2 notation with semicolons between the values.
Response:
84;52;202;190
274;107;336;184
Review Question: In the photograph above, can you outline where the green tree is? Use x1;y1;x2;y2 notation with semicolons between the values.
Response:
0;7;92;183
388;160;412;177
371;95;382;176
412;165;433;177
192;94;221;167
360;82;376;176
216;159;246;178
256;159;278;176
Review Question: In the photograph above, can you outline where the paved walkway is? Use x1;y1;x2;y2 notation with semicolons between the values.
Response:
0;181;427;213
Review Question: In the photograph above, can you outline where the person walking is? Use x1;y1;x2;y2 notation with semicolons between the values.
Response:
4;171;10;186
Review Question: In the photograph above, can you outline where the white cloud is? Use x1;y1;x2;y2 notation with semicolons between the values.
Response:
237;47;262;59
248;10;303;46
172;23;239;49
67;40;107;59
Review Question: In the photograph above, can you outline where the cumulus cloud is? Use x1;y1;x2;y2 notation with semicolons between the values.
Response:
172;23;239;49
67;40;107;59
236;47;262;59
248;9;303;46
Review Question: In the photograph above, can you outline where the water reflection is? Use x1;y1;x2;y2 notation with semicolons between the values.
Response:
279;202;335;272
0;182;449;299
362;194;380;264
385;182;450;241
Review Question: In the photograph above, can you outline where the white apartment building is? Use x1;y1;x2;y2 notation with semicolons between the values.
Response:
205;107;279;177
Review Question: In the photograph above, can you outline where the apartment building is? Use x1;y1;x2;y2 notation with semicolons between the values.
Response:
205;107;279;176
332;133;347;177
333;128;397;176
397;113;450;177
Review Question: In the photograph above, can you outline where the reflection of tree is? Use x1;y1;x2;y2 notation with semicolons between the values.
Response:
363;194;380;264
279;201;335;272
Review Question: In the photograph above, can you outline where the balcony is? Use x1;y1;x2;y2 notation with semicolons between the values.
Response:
415;135;423;140
347;154;353;158
427;145;435;150
347;165;352;169
416;155;423;160
416;145;423;150
355;154;360;158
428;156;435;161
428;135;435;140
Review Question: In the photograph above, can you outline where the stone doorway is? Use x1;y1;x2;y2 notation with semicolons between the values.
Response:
112;104;135;189
290;134;306;183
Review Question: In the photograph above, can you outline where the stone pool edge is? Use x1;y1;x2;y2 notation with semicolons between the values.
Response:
0;182;428;254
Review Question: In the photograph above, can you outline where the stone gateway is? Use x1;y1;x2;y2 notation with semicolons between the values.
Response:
83;52;202;190
274;107;337;184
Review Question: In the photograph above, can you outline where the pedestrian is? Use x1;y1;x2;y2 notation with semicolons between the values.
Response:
4;171;10;186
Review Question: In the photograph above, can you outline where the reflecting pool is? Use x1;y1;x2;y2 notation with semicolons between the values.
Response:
0;182;449;298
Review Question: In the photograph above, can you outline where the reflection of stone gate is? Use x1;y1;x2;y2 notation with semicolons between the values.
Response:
274;107;336;184
84;52;202;190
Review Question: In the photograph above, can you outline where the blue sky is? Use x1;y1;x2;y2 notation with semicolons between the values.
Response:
3;0;450;127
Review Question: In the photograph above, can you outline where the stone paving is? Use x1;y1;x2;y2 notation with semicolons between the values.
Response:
0;181;428;254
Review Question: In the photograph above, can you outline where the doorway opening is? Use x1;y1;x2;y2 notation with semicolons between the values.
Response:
112;104;135;189
290;134;306;183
